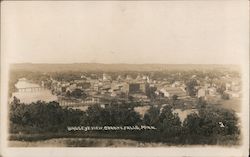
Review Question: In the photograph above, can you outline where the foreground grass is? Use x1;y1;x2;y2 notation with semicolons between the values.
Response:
9;137;168;147
9;131;240;147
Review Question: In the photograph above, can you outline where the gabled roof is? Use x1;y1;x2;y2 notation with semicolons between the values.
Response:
164;87;186;96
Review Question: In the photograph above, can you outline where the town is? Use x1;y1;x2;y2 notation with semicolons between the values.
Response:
8;64;242;146
11;68;241;120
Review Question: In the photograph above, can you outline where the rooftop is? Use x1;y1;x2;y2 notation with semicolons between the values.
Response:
15;78;40;89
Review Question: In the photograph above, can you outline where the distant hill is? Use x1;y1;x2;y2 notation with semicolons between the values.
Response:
9;63;240;72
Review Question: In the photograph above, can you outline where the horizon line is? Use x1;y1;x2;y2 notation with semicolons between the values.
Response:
9;62;240;65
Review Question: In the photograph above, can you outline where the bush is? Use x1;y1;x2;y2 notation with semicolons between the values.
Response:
9;98;84;133
182;105;240;144
82;104;142;126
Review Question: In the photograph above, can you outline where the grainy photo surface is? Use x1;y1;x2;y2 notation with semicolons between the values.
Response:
1;1;249;157
8;64;242;147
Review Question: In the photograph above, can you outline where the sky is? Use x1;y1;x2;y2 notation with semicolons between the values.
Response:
1;1;249;64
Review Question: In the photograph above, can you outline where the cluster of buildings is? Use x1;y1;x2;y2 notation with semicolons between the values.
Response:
10;72;241;123
196;74;241;99
6;70;240;132
49;73;154;103
48;72;240;102
12;71;241;107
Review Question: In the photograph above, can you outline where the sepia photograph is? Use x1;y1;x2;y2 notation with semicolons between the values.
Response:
1;1;249;157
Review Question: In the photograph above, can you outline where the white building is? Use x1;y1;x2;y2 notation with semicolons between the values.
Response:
103;73;112;81
12;78;57;104
15;78;42;92
197;88;206;98
159;87;187;99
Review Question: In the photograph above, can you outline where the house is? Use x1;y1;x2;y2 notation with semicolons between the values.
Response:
103;73;112;81
126;75;133;81
116;75;124;82
15;78;41;92
224;90;241;98
171;81;181;87
131;93;148;99
160;87;187;99
66;83;77;92
128;82;149;94
207;87;217;96
225;83;231;90
136;74;143;81
197;88;206;98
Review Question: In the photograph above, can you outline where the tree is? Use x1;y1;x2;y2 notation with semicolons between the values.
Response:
222;93;230;100
68;88;87;99
78;82;91;89
119;92;128;99
197;97;207;108
66;90;71;97
9;99;85;133
9;97;25;125
71;89;83;99
128;95;134;101
143;106;160;126
199;106;240;136
217;83;226;95
83;104;141;126
172;95;178;101
146;86;157;99
158;105;182;139
185;79;198;97
183;105;240;144
183;113;202;135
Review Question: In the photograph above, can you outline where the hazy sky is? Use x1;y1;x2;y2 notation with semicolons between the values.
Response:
1;1;249;64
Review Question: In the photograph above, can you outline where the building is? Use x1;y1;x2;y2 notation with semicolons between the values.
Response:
171;81;181;87
136;74;143;81
15;78;43;92
126;75;133;81
128;82;149;94
207;87;217;96
103;73;112;81
116;75;124;81
197;88;206;98
12;78;57;104
160;87;187;99
129;83;140;93
66;83;77;92
224;90;241;98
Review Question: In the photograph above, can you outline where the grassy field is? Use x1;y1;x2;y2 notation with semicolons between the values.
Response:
9;137;171;147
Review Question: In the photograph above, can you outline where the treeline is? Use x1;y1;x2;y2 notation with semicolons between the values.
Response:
9;97;240;145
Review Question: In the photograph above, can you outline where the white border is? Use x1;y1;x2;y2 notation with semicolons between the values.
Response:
1;1;249;157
